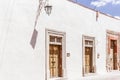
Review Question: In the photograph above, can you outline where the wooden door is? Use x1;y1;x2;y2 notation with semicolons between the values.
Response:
85;47;93;73
111;40;118;70
49;45;62;77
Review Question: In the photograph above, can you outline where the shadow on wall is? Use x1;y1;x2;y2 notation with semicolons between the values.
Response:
30;29;38;49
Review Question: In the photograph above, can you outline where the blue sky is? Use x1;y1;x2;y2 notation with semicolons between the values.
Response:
74;0;120;18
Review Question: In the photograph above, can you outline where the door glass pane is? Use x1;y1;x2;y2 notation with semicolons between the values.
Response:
56;37;62;43
85;40;93;45
50;36;55;42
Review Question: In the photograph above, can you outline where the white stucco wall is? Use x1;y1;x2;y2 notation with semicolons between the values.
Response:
0;0;120;80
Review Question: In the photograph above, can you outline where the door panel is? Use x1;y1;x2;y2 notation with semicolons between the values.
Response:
110;40;118;70
85;47;93;73
85;55;90;73
49;45;62;77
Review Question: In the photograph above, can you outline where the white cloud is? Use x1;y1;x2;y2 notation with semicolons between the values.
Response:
91;0;120;7
114;16;120;19
113;0;120;4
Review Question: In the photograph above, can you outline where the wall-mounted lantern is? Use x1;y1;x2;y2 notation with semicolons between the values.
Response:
44;3;52;16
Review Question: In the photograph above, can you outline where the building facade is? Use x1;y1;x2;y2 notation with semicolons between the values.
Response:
0;0;120;80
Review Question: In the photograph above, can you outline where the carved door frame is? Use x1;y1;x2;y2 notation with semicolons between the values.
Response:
106;30;120;71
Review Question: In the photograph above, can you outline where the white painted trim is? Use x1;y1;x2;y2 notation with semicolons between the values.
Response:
45;29;66;80
82;35;96;76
